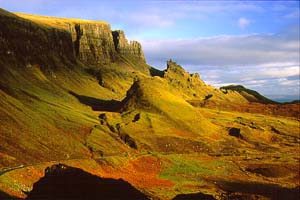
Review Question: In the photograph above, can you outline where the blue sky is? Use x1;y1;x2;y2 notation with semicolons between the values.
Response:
0;0;299;100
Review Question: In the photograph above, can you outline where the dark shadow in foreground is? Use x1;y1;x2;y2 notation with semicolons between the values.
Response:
217;180;300;200
26;164;149;200
172;192;216;200
0;190;21;200
69;91;121;112
172;181;300;200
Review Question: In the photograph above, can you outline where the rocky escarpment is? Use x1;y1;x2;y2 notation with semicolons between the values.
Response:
0;10;145;67
68;23;117;64
67;26;145;64
112;30;145;61
0;9;76;69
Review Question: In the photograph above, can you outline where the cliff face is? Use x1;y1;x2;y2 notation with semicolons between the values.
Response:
0;10;145;67
67;23;116;64
112;30;145;61
0;9;76;69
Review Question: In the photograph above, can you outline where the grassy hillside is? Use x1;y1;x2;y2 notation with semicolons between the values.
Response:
220;85;276;104
0;9;299;200
15;12;109;29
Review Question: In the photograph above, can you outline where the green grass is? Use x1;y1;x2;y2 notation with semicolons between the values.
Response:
160;154;231;181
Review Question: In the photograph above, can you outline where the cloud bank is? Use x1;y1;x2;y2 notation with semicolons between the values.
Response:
140;26;299;96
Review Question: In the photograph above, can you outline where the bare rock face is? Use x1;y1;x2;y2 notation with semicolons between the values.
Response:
0;10;76;69
67;23;117;64
0;9;146;68
112;30;145;61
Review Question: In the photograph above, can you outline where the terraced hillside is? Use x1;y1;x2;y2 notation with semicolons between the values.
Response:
0;9;299;200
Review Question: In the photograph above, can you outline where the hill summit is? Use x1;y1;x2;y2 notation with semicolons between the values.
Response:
220;85;276;104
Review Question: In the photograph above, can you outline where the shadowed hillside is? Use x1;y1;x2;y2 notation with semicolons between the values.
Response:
26;164;149;200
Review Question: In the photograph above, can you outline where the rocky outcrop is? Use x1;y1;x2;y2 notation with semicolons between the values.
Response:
112;30;145;60
0;9;145;67
163;60;206;98
67;23;116;64
121;80;152;111
164;60;206;87
0;9;76;69
161;60;249;103
228;127;243;139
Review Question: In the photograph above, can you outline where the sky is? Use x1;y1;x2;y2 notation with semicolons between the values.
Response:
0;0;299;100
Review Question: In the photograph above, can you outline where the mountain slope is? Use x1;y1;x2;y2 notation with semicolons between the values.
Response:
0;9;299;200
162;60;248;103
0;8;149;166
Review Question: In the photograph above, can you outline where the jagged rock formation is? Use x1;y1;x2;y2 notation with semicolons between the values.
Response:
112;30;145;60
69;23;116;64
162;60;248;103
164;60;206;93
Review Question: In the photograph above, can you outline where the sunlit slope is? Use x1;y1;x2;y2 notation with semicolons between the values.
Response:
117;76;223;152
0;9;148;166
0;9;299;199
162;61;248;104
0;58;127;166
15;12;109;29
220;85;276;104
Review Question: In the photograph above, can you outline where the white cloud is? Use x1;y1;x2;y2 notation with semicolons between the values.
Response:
140;26;299;95
140;32;299;69
278;79;300;86
262;66;299;78
238;17;251;29
259;62;299;68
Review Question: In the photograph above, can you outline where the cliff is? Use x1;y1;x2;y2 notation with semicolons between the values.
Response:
0;9;76;69
69;23;117;64
0;10;145;67
112;30;145;60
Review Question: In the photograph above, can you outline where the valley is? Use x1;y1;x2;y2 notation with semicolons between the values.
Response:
0;8;299;200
